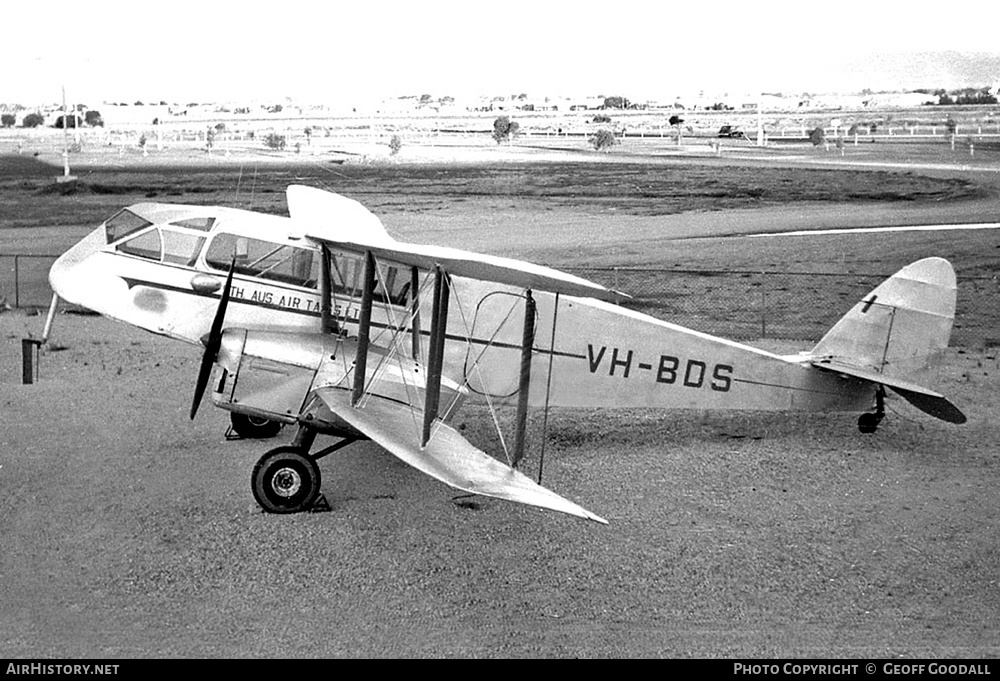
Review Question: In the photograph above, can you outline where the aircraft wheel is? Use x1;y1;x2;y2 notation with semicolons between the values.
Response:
231;412;283;439
251;447;321;514
857;412;881;434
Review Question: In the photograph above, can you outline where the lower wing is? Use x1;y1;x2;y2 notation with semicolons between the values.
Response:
314;387;608;524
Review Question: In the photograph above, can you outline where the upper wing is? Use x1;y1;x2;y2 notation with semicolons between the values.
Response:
314;387;608;524
810;358;967;424
305;233;626;303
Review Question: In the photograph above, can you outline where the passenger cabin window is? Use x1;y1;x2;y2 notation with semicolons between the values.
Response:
105;209;153;244
328;252;410;307
205;233;319;288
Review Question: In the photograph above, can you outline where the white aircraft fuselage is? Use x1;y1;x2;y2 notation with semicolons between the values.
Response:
49;198;878;421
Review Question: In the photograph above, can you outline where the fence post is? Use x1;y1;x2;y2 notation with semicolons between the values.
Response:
14;255;19;308
21;338;42;384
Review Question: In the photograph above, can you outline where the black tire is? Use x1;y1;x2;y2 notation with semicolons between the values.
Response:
251;447;321;514
231;412;283;439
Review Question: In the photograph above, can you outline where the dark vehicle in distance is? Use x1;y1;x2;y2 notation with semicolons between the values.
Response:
717;125;748;139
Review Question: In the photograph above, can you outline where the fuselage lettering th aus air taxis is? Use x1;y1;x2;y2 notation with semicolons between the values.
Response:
229;285;324;314
587;344;733;392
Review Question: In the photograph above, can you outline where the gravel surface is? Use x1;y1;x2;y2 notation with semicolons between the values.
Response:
1;306;996;658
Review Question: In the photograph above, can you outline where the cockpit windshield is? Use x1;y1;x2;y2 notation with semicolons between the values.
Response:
105;209;153;244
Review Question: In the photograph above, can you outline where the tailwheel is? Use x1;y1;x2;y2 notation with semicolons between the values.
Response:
231;412;283;439
858;386;886;434
251;446;321;514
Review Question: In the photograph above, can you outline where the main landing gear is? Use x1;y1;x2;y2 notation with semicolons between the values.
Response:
857;386;886;434
250;425;358;514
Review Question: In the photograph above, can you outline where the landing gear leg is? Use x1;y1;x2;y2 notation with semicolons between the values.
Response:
858;386;886;434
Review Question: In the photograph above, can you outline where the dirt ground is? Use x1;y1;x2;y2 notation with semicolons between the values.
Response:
1;142;999;658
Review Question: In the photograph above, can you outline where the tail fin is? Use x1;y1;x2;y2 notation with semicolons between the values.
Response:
809;257;966;424
812;257;957;377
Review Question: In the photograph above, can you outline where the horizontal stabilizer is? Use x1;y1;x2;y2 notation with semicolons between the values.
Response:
891;386;967;424
314;388;607;523
811;359;966;424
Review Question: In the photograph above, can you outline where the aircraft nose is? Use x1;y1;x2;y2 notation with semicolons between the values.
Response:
48;226;108;305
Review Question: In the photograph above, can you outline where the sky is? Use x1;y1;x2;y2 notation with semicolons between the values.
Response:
6;0;1000;107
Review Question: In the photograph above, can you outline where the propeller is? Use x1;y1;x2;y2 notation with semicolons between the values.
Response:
190;259;236;420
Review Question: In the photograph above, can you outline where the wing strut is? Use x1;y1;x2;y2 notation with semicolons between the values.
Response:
319;244;337;334
422;266;450;447
352;250;377;406
511;289;535;468
538;292;560;484
410;265;422;360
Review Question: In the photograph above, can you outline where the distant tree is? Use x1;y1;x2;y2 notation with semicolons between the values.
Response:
603;96;630;109
1;114;15;128
492;115;519;144
592;114;612;123
54;114;80;129
388;134;402;156
264;132;286;150
589;128;617;152
669;114;685;145
22;112;44;128
85;110;104;127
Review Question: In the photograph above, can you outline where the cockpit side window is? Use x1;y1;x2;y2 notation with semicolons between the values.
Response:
162;230;206;266
105;209;153;244
205;233;318;288
116;229;162;261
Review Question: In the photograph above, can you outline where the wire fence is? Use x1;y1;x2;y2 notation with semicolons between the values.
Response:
563;267;1000;348
3;255;997;347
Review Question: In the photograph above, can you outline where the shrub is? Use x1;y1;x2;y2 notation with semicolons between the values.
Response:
264;133;286;150
22;113;44;128
589;128;617;152
492;116;519;144
388;135;402;155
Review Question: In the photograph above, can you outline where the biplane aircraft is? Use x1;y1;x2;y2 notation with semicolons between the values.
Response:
48;185;967;523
